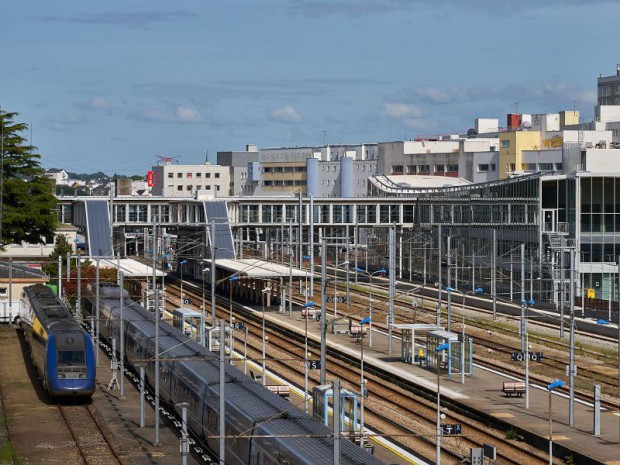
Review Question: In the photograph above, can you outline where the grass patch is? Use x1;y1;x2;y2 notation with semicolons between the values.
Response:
0;441;18;463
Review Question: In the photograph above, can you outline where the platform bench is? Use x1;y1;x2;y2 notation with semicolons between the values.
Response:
266;384;290;398
502;382;526;397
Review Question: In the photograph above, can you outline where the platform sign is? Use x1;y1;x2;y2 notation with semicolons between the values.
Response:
232;322;246;331
512;352;544;362
470;448;483;465
326;296;348;303
440;424;461;435
483;443;497;460
529;352;544;362
307;360;321;370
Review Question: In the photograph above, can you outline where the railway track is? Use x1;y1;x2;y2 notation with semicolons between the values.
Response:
57;403;124;465
302;279;620;405
166;280;552;464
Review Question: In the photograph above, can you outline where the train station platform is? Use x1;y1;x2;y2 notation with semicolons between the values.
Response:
92;344;203;464
258;303;620;465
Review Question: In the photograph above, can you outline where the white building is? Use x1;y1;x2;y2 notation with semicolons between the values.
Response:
151;162;230;198
44;168;70;186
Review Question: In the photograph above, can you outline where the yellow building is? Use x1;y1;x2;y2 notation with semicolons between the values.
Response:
498;131;541;179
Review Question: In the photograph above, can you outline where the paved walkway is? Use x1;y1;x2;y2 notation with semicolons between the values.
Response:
260;305;620;465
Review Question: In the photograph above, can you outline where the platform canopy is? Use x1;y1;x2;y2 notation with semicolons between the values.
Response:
96;258;165;278
203;258;309;279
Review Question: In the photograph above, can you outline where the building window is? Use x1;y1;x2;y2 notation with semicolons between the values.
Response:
206;185;212;190
168;173;173;178
206;173;211;178
555;163;563;170
177;173;183;178
215;173;220;178
419;165;430;173
447;164;458;172
501;140;510;148
186;185;192;190
0;287;6;297
196;185;202;190
177;185;183;191
539;163;554;171
392;165;404;174
216;185;220;191
478;164;490;172
187;173;192;178
434;165;445;173
196;172;202;178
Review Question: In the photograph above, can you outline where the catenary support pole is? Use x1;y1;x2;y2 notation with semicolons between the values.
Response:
119;270;124;397
219;319;226;465
569;247;576;426
211;219;217;325
95;258;100;367
333;378;341;465
320;239;327;385
154;289;160;445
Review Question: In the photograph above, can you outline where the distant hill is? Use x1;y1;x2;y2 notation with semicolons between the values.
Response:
66;171;145;182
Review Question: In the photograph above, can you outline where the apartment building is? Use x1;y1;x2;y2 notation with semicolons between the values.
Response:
150;162;230;198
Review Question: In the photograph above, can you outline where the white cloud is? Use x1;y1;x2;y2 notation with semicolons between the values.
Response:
90;96;110;109
269;106;302;124
175;106;202;123
403;118;439;132
381;102;423;118
133;106;202;124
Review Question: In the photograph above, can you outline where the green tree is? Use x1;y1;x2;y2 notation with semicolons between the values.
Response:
43;234;75;278
0;107;57;247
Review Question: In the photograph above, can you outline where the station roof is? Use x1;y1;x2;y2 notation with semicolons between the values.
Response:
96;258;165;278
391;324;442;331
203;258;309;279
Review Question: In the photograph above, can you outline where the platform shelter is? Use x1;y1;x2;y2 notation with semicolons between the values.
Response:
390;324;442;364
203;257;310;309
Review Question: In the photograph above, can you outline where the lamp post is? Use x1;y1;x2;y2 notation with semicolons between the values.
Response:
547;379;565;465
179;259;188;307
261;286;272;386
332;260;349;333
446;286;483;384
229;276;239;363
302;255;311;303
435;342;450;465
359;316;371;449
353;268;386;349
303;301;316;413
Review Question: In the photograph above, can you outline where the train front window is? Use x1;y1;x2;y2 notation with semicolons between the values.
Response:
58;350;85;366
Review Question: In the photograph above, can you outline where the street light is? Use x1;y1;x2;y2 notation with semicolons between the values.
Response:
353;268;386;348
445;286;483;384
261;286;272;386
179;259;188;307
435;342;450;465
333;260;349;333
359;316;371;449
547;379;565;465
303;301;316;413
228;276;239;364
302;255;311;302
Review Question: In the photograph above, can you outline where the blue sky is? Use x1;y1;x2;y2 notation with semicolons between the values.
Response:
3;0;618;175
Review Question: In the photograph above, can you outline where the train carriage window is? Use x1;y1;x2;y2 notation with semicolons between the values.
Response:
58;350;85;366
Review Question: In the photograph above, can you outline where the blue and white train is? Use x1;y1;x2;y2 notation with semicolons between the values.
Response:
83;282;383;465
20;284;96;398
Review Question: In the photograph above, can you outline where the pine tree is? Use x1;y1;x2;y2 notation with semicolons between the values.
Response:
0;107;57;248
